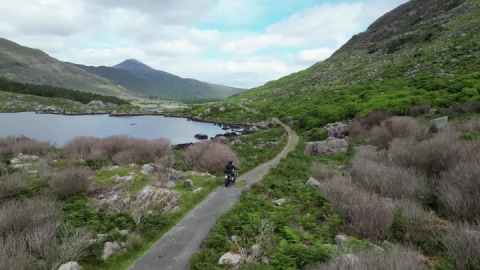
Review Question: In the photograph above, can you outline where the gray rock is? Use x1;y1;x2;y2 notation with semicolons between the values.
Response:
141;163;160;175
165;181;176;189
429;108;437;115
215;136;230;144
274;198;287;206
335;234;349;246
231;235;241;243
323;122;348;139
96;234;108;240
267;141;279;147
17;153;40;161
231;139;244;145
304;138;348;156
430;116;448;129
136;185;156;202
204;107;211;114
184;179;193;187
57;261;80;270
11;163;32;169
304;130;312;136
338;254;360;266
219;107;225;112
306;177;320;189
102;241;121;260
193;188;202;193
249;126;259;132
88;100;106;109
218;252;242;265
119;229;129;236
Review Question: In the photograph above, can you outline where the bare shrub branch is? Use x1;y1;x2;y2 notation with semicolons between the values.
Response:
50;167;93;199
0;136;55;158
442;222;480;269
186;141;239;174
0;173;27;200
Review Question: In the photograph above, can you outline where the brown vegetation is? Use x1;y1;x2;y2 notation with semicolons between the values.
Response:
62;135;171;165
442;222;480;269
185;141;239;174
0;173;27;200
50;167;93;199
0;136;54;158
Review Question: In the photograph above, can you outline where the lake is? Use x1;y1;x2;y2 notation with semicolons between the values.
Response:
0;112;231;146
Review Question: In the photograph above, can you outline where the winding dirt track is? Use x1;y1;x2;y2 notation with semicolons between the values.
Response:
130;119;298;270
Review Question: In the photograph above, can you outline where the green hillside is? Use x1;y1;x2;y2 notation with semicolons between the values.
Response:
188;0;479;129
0;38;135;98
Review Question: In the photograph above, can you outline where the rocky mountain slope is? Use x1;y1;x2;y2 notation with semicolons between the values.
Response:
231;0;480;130
0;38;134;98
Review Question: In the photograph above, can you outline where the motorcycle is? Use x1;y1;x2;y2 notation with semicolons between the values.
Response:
224;168;237;187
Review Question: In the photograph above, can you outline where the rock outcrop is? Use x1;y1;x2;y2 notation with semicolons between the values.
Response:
304;138;348;156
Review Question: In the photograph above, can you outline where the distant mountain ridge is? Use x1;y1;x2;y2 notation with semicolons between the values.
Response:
0;38;134;98
0;38;246;102
112;59;246;101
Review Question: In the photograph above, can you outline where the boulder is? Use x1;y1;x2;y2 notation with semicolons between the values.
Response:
141;163;160;175
274;198;287;206
249;126;259;132
219;107;225;112
57;261;80;270
215;136;230;144
136;185;156;203
119;229;129;236
184;179;193;187
194;133;208;140
87;100;106;109
335;234;349;246
323;122;348;139
102;241;121;260
204;107;211;114
304;138;348;156
430;116;448;129
306;177;320;189
218;252;242;265
165;181;176;189
17;153;40;161
11;163;32;169
337;254;360;266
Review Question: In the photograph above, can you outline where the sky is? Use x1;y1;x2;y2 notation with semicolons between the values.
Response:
0;0;408;89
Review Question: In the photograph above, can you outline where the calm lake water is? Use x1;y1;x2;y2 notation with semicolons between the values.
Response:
0;112;230;146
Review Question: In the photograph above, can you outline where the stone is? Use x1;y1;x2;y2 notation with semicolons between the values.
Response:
429;108;437;115
17;153;40;161
193;188;202;193
28;170;38;174
267;141;279;147
119;229;129;236
102;241;121;260
231;235;241;243
136;185;156;202
323;122;348;139
304;138;348;156
274;198;287;206
111;175;134;182
306;177;320;189
218;252;242;265
141;163;160;175
184;179;193;187
367;242;384;251
232;139;244;145
165;181;176;189
11;163;32;169
106;165;121;171
335;234;349;246
215;136;230;144
261;256;270;264
251;244;261;254
57;261;80;270
337;254;360;266
204;107;211;114
194;133;208;140
286;117;293;125
219;107;225;112
88;100;106;109
249;126;259;132
430;116;448;129
304;130;312;136
96;234;108;240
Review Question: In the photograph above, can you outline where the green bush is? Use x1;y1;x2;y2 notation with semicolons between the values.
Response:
310;128;328;141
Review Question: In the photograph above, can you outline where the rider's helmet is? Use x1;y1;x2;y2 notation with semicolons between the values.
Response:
228;160;233;164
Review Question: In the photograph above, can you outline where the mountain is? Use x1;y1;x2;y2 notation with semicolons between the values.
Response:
231;0;480;130
107;59;246;102
0;38;134;98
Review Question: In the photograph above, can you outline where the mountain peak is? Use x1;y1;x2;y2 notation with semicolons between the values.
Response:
113;59;152;70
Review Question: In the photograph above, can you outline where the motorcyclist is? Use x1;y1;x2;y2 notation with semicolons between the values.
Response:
225;160;237;179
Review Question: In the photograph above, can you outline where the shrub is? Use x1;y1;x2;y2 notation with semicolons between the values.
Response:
346;121;370;143
442;222;480;269
50;167;93;199
369;117;424;149
456;100;480;114
409;103;431;117
0;136;54;158
0;173;27;200
63;136;171;165
439;155;480;221
318;176;395;241
352;157;425;200
358;110;393;128
390;131;464;176
316;245;426;270
186;141;239;174
310;128;328;141
308;162;339;181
